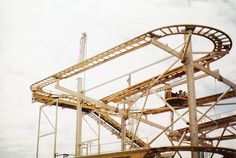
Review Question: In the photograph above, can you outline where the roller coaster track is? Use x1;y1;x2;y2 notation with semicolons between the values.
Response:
88;112;147;148
170;114;236;142
32;92;148;147
32;90;236;148
100;65;235;104
31;25;235;149
136;90;236;115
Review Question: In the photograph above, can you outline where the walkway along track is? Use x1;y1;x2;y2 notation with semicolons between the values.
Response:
31;25;235;148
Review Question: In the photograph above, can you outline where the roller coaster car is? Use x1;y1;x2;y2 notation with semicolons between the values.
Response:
166;96;187;106
165;89;187;106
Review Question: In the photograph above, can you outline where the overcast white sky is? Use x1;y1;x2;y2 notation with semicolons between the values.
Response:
1;0;236;157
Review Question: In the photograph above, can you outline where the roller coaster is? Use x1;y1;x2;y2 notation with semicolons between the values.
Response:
31;24;236;158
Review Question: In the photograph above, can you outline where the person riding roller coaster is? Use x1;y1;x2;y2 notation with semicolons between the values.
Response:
165;88;187;106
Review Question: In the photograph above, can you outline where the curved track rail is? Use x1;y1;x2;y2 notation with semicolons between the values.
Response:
31;24;232;111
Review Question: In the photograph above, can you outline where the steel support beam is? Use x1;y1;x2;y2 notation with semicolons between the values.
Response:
194;63;236;90
120;71;215;105
98;114;101;154
75;33;87;156
53;99;59;158
36;100;59;158
197;88;231;123
165;132;183;158
130;94;149;149
210;123;229;158
55;82;123;115
129;114;177;134
36;105;45;158
151;37;181;58
147;110;189;146
184;31;199;158
170;111;174;130
121;116;126;151
75;78;83;156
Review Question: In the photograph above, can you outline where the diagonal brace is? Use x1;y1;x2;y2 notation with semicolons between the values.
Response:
194;63;236;90
151;38;181;59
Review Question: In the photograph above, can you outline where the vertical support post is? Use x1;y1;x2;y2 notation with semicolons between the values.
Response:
77;33;86;63
170;111;174;130
121;74;131;150
75;78;83;157
85;143;88;155
98;114;101;154
210;123;228;158
184;31;199;158
75;32;87;157
121;111;126;151
36;105;44;158
53;99;59;158
89;142;91;155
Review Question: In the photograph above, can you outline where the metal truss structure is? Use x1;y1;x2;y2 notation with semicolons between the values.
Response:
31;24;236;158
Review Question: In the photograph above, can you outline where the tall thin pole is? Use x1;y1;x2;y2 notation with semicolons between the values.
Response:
53;99;59;158
75;33;87;157
75;78;83;157
78;33;87;63
121;74;131;150
170;111;174;130
98;114;101;154
184;31;199;158
36;105;44;158
121;108;126;151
